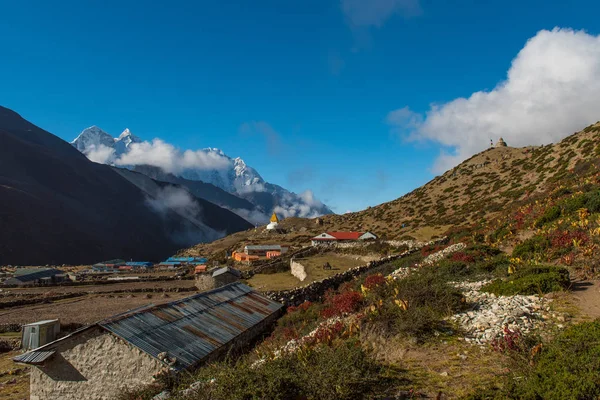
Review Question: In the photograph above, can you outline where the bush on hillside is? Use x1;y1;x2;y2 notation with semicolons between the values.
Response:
366;268;465;339
481;265;569;296
184;340;384;400
471;321;600;400
474;254;511;276
534;205;561;227
512;235;551;260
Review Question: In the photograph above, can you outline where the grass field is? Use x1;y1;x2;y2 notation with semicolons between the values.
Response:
247;253;364;291
0;351;29;400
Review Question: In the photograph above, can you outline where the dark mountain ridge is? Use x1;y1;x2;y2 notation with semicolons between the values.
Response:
0;106;251;265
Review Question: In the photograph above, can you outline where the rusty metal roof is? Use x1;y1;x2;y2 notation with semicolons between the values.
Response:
99;282;282;371
13;350;55;365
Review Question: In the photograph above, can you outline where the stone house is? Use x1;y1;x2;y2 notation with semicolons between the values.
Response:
15;283;283;400
211;266;241;288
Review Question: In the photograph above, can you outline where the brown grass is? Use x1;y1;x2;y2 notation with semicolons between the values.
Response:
247;253;364;291
0;351;29;400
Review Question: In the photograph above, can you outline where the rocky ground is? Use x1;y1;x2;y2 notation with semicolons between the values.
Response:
449;281;560;345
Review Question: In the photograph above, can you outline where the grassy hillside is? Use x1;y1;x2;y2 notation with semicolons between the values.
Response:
183;122;600;259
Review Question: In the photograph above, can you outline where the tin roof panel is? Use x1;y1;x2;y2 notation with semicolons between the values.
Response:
99;282;282;370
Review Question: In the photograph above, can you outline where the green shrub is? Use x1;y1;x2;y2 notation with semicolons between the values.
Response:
481;265;569;296
489;224;510;243
183;340;384;400
512;235;551;260
474;254;510;276
366;267;465;338
534;205;561;227
495;321;600;400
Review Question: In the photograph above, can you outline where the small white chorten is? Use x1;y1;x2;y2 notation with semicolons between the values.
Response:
266;212;280;230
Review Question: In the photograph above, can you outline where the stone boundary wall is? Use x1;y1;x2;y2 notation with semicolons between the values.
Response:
290;259;308;281
250;246;322;276
0;286;197;310
264;237;448;307
1;274;194;289
326;239;425;250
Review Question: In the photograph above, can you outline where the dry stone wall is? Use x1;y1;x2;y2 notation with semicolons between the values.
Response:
264;237;447;306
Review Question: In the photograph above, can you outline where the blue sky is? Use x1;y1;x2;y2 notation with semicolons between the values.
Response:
2;0;600;213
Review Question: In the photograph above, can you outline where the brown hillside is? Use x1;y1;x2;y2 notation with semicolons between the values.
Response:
183;122;600;257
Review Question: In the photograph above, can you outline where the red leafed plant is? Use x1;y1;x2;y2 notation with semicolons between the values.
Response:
561;252;576;266
550;230;589;249
363;274;386;290
321;291;363;319
421;245;446;257
491;325;523;353
287;301;313;314
280;327;299;340
310;321;345;345
450;252;475;263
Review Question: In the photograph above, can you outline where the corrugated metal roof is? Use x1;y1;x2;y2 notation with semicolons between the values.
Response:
244;245;282;251
13;350;55;364
212;267;241;278
4;268;64;284
23;319;59;327
99;282;282;371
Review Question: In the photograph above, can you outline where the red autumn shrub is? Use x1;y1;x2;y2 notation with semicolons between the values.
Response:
450;252;475;263
280;327;299;340
310;321;345;345
491;325;523;353
549;230;589;249
363;274;386;290
287;301;313;314
421;245;446;257
321;291;363;319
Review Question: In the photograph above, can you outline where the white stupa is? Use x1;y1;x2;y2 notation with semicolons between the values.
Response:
266;212;280;230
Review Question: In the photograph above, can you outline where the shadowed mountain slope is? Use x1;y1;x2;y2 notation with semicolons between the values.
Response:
0;106;250;265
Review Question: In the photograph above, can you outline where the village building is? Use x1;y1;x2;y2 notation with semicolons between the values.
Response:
244;245;289;256
266;212;280;230
92;259;126;269
3;268;68;286
266;250;281;259
310;231;378;246
195;266;241;292
15;283;283;400
232;252;260;263
212;266;241;287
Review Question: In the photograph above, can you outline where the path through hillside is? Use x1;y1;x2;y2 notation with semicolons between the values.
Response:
570;280;600;320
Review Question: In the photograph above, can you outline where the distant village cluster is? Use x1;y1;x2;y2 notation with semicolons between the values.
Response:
2;211;383;400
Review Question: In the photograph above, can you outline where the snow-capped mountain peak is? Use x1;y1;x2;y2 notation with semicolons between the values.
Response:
115;128;141;149
71;127;333;221
71;126;115;153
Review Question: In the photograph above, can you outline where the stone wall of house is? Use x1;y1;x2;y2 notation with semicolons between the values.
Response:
290;259;308;281
195;273;215;292
29;327;164;400
213;273;239;289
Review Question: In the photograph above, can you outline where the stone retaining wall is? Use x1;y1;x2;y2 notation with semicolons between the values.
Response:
264;237;447;307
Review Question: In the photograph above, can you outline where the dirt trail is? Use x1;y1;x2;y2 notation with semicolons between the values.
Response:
569;280;600;320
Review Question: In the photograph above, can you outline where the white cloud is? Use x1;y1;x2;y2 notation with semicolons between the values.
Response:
274;190;326;219
85;144;115;164
341;0;421;28
115;139;230;174
388;28;600;173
